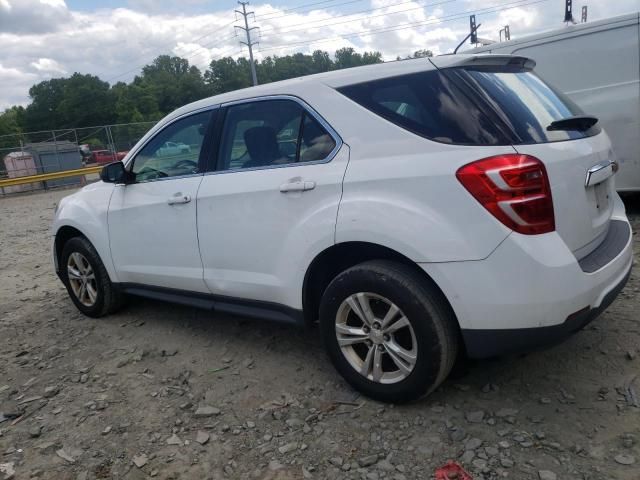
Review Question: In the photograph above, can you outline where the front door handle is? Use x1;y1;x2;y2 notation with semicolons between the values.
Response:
279;180;316;193
167;193;191;205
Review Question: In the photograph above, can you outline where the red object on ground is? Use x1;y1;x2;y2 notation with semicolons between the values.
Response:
91;150;129;165
434;461;473;480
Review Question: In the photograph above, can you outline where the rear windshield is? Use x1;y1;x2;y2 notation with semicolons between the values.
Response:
337;67;600;146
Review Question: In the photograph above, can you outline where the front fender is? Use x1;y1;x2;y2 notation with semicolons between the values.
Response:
52;182;117;282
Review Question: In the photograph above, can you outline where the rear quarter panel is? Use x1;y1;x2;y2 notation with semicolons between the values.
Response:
320;92;513;262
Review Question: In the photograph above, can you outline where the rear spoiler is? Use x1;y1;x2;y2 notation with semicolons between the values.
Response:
430;55;536;71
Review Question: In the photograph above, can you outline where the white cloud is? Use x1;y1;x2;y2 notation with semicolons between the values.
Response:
31;57;67;74
0;0;70;34
0;0;638;111
0;63;38;109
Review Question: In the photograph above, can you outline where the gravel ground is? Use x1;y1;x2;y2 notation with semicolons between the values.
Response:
0;189;639;480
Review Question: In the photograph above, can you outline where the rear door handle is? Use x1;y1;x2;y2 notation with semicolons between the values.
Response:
167;193;191;205
279;180;316;193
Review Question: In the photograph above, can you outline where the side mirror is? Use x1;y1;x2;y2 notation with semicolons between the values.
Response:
100;161;132;184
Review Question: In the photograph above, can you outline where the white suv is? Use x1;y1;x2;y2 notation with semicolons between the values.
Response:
52;55;633;402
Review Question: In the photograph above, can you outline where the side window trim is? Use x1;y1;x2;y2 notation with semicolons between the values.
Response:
209;95;342;175
125;106;219;184
294;112;305;164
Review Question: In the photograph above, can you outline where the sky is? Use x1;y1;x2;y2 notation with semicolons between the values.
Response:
0;0;638;110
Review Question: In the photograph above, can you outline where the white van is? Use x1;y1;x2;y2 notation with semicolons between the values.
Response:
470;13;640;192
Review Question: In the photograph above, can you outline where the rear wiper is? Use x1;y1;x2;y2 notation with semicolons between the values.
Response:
546;115;598;132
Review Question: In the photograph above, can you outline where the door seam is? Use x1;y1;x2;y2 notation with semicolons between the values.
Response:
333;143;351;244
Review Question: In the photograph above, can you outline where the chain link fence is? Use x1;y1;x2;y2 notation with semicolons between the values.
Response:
0;121;156;196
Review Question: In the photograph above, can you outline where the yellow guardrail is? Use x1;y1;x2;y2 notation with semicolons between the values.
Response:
0;165;103;188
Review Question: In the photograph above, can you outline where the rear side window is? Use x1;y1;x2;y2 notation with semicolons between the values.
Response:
338;68;600;145
337;70;509;146
457;68;600;143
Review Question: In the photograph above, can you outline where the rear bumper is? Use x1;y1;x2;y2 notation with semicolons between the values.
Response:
460;262;631;358
420;196;633;358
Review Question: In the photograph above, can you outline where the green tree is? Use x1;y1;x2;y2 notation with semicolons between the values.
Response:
334;47;383;69
412;49;434;58
58;73;114;128
135;55;207;114
0;106;25;150
6;48;393;135
311;50;332;73
111;82;160;124
23;78;66;131
204;57;251;95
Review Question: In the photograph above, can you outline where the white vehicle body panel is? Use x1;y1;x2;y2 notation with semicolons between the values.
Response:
108;176;208;292
51;181;119;282
308;79;514;262
514;132;617;257
424;194;632;331
197;147;349;308
469;13;640;191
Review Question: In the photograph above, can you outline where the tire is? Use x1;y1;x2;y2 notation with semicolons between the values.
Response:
319;260;458;403
60;236;124;317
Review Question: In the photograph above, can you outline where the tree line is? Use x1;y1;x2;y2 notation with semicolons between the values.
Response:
0;48;433;140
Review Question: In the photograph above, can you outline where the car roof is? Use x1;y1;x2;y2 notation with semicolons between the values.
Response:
157;53;533;128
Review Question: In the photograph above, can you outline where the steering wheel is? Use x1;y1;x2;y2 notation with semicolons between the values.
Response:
174;159;198;171
137;167;168;180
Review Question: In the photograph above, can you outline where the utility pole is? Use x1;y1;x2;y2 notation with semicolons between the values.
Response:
499;25;510;42
235;1;259;86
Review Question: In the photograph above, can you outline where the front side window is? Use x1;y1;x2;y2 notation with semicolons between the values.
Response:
131;110;212;182
217;99;336;171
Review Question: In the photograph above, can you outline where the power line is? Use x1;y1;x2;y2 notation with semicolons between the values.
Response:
259;0;458;38
97;0;367;84
255;0;366;20
157;0;369;75
123;0;544;76
97;0;451;86
257;0;551;54
101;20;237;83
176;0;457;73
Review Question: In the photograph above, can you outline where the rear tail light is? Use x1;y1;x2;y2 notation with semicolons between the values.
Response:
456;154;555;235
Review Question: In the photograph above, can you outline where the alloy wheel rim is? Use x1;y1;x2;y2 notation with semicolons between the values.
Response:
67;252;98;307
335;292;417;384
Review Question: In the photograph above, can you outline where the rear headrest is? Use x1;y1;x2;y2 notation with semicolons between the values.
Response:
244;126;280;166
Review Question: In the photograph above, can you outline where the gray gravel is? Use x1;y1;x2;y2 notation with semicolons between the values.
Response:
1;189;639;480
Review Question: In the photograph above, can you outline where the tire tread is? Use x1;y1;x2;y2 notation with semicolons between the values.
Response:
61;237;124;317
319;259;459;402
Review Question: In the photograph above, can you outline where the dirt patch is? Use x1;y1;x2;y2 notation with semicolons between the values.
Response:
1;189;639;480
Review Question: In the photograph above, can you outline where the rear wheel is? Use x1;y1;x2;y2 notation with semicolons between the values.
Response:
61;237;123;317
319;260;458;403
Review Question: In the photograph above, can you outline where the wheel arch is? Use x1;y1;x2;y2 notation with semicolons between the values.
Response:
53;224;117;283
302;241;459;329
54;225;88;270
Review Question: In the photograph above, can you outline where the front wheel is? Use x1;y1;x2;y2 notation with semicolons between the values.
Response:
319;260;458;403
61;237;123;317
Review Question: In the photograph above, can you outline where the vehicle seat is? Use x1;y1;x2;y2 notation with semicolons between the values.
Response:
243;126;281;168
300;118;334;162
